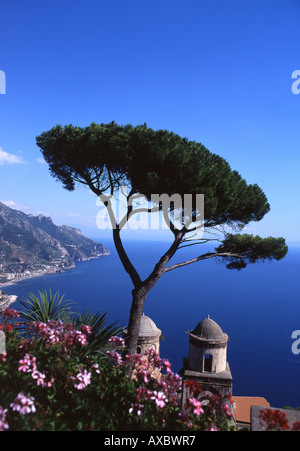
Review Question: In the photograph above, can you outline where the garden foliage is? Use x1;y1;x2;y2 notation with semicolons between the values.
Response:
0;301;235;431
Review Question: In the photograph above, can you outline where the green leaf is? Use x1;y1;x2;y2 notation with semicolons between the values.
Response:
19;289;73;323
216;233;288;270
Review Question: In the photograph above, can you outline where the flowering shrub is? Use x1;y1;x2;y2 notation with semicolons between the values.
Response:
0;305;235;431
259;408;300;432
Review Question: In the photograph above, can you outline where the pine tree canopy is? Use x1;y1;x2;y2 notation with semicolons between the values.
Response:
36;122;287;270
36;122;270;227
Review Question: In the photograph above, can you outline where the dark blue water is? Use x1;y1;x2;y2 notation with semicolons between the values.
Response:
2;239;300;409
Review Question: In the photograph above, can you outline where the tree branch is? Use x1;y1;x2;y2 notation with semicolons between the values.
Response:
75;173;143;289
100;194;142;289
164;251;248;273
112;227;142;288
178;238;221;249
142;228;187;291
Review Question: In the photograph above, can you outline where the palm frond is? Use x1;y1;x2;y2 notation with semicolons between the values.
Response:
19;289;74;323
18;290;123;359
73;309;123;358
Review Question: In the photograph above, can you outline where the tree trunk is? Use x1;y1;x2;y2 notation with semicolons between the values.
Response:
125;286;148;354
124;231;186;354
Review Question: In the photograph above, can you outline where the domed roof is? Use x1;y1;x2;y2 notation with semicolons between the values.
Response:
123;314;161;338
189;316;228;344
139;314;161;337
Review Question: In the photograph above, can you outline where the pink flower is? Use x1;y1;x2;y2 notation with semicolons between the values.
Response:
18;359;30;373
32;320;89;349
0;307;20;319
160;372;182;402
206;424;219;431
125;353;145;366
18;354;36;373
91;363;100;374
187;397;204;416
142;370;150;383
73;370;91;390
18;354;53;388
1;353;6;362
151;391;168;409
144;348;162;369
222;403;231;416
108;336;125;348
10;393;36;415
162;359;172;373
80;325;92;335
45;377;55;388
107;350;123;365
0;406;8;431
74;331;88;346
135;386;152;402
32;370;46;386
129;403;144;416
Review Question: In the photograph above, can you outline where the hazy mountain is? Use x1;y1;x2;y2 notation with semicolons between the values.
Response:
0;202;109;284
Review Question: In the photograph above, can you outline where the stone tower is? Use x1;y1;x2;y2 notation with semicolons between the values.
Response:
123;313;161;355
182;316;232;407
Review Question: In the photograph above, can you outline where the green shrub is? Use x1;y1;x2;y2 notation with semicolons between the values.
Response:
0;304;235;431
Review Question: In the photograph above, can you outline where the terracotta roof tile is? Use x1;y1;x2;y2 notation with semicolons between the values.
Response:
233;396;270;425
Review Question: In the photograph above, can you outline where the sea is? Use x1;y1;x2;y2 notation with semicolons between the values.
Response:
2;238;300;409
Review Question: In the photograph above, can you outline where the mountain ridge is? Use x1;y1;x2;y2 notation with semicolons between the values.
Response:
0;202;109;285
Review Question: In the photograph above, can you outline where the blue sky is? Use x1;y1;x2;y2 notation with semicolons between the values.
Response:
0;0;299;243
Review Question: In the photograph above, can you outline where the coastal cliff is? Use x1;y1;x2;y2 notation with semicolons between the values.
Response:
0;202;109;285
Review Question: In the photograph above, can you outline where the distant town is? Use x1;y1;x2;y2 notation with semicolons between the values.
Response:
0;201;109;286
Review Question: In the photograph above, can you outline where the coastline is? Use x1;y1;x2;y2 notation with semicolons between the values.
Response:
0;252;110;290
0;291;18;309
0;266;74;289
